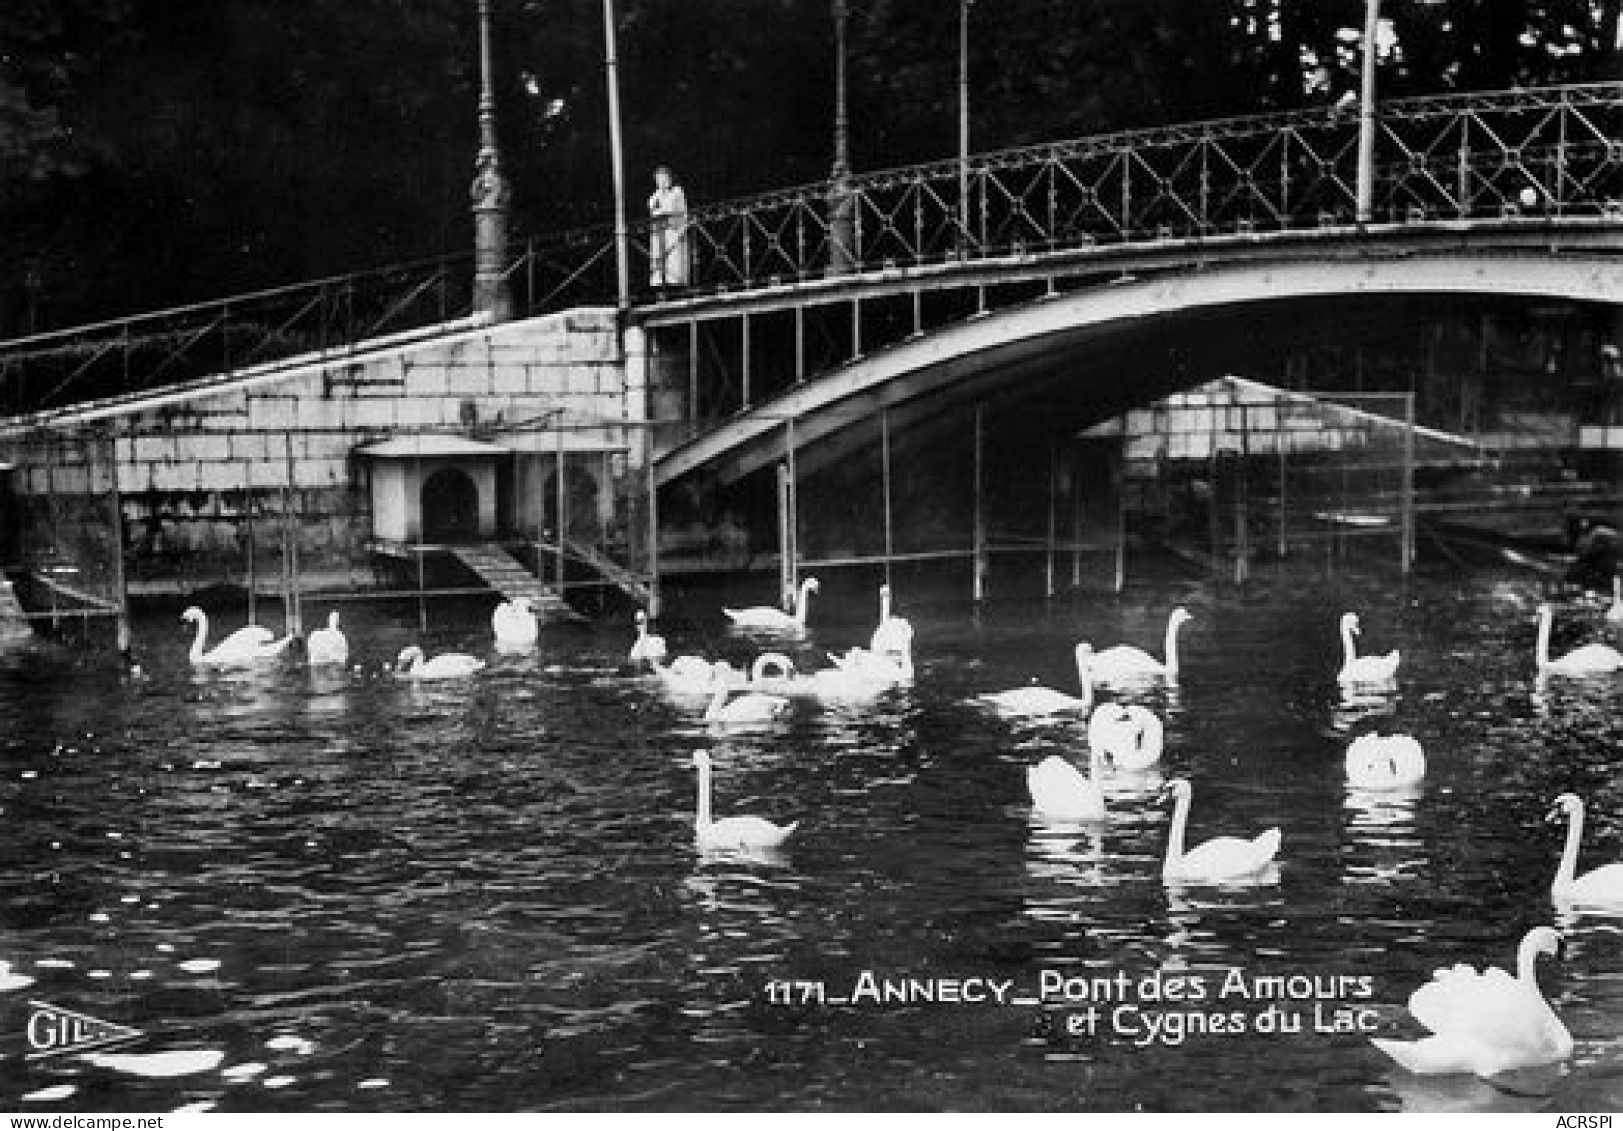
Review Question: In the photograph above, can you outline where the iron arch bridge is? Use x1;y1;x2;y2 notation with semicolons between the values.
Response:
651;245;1623;490
0;81;1617;426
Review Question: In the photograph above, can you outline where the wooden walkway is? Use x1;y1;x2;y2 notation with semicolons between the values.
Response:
449;544;583;623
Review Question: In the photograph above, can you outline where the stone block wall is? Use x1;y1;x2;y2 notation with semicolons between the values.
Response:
14;307;632;593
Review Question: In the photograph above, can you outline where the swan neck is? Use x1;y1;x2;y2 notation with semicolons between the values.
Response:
1165;790;1190;872
188;612;208;661
1340;620;1357;667
695;762;712;830
1517;935;1547;988
1163;616;1182;674
1075;652;1094;707
794;581;812;626
1537;608;1552;668
1556;803;1583;891
878;587;891;623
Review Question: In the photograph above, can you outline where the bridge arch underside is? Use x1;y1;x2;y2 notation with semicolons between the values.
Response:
653;251;1621;575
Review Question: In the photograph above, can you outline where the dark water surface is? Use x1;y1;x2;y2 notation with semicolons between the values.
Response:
4;563;1623;1112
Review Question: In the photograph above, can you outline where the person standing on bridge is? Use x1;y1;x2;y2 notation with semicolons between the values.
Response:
648;165;691;292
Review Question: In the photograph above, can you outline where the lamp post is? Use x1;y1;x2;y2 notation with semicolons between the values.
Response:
603;0;629;310
826;0;855;275
1354;0;1379;225
472;0;513;320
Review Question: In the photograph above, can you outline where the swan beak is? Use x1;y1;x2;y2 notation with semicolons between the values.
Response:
1543;803;1563;823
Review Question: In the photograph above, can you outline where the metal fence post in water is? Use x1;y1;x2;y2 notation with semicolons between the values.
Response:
644;423;660;618
780;415;799;610
972;405;986;603
103;423;131;658
555;426;567;591
880;407;893;589
245;459;257;625
284;430;303;637
1045;440;1058;599
1401;391;1415;573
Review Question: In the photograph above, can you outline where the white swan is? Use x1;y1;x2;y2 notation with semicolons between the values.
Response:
1345;733;1426;790
1608;576;1623;624
395;645;486;680
1536;604;1623;676
1371;926;1573;1077
869;584;914;656
1087;607;1192;682
491;596;538;650
809;649;909;700
829;645;913;679
979;643;1096;715
704;684;789;725
0;959;35;991
749;652;799;690
1161;777;1281;883
1547;792;1623;906
692;750;797;850
305;610;349;667
654;655;744;695
1337;612;1401;684
629;609;667;665
181;606;295;667
724;577;819;633
1027;749;1107;821
1087;703;1164;770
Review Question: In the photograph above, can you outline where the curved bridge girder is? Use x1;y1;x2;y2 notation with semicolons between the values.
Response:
654;245;1623;489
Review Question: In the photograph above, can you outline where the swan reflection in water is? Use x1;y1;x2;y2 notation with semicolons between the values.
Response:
1382;1065;1561;1113
1343;787;1427;886
1332;684;1400;734
1159;888;1281;963
1021;819;1110;927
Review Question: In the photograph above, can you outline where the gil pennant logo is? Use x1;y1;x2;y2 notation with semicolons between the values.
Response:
25;1000;144;1060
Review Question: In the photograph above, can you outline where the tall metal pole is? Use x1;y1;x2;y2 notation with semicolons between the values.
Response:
472;0;513;319
827;0;855;274
958;0;971;250
1355;0;1380;224
603;0;630;310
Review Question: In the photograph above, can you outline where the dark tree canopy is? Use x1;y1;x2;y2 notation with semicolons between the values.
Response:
1;0;1617;333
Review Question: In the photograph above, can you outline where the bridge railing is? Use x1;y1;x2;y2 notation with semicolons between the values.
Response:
0;228;624;419
2;82;1619;419
0;253;479;419
675;81;1623;290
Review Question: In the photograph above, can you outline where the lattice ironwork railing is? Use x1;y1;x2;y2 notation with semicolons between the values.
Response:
671;81;1623;290
1;82;1619;418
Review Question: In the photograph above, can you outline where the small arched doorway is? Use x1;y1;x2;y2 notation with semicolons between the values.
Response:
422;467;480;543
542;462;603;542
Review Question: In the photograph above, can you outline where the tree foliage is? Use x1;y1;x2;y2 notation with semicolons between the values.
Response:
0;0;1617;332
